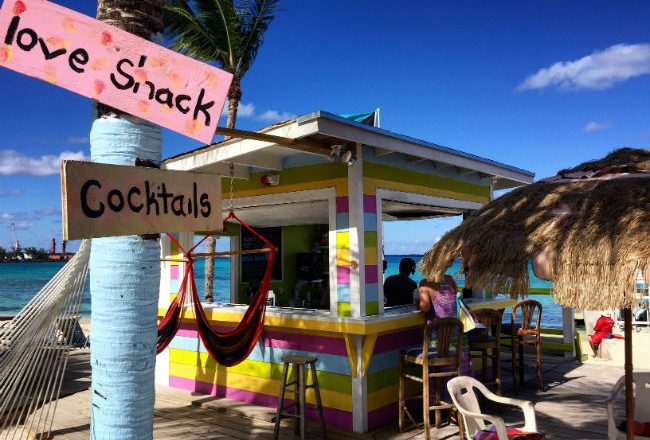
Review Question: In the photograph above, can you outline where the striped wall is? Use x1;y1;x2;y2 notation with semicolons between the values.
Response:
156;157;494;433
365;326;422;430
167;320;356;431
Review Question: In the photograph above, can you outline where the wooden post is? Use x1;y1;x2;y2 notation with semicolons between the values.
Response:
624;308;634;440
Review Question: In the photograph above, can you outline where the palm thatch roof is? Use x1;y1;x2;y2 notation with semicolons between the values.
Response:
419;148;650;310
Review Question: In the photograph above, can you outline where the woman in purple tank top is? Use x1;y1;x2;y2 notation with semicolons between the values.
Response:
417;275;473;377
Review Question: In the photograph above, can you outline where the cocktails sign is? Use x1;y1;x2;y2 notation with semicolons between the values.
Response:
0;0;233;143
61;161;222;240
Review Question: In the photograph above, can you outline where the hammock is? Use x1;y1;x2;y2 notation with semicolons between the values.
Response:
157;211;275;367
0;239;90;439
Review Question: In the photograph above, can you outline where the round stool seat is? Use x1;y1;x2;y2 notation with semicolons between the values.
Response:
281;355;317;365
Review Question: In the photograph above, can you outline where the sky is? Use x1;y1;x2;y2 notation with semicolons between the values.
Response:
0;0;648;254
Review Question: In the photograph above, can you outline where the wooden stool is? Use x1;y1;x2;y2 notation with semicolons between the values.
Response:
273;355;328;440
469;308;504;395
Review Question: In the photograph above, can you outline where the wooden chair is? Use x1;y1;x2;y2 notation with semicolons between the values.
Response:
506;299;543;393
399;317;464;440
448;376;542;440
469;308;504;395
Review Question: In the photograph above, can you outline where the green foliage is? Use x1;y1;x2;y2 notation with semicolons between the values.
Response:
164;0;279;78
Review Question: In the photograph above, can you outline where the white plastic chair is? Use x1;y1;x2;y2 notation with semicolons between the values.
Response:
447;376;539;440
607;372;650;440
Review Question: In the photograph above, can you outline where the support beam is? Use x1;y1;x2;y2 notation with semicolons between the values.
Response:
213;126;331;155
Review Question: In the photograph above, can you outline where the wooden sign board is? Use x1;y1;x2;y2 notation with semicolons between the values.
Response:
61;161;222;240
0;0;232;143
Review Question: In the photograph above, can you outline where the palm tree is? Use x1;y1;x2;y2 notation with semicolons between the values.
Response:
90;1;163;439
165;0;279;301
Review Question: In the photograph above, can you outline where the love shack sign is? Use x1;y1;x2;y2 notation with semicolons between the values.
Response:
61;161;222;240
0;0;233;143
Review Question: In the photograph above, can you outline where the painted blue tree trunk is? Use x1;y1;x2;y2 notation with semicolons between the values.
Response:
89;117;162;439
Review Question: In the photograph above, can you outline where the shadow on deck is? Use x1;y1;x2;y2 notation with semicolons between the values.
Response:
4;348;625;439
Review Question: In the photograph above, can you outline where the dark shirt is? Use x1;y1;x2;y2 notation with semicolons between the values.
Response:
384;274;417;306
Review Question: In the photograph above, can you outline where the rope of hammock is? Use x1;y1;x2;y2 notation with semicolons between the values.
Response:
0;239;90;439
157;211;275;367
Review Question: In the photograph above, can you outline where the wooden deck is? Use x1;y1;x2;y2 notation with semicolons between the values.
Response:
2;348;626;439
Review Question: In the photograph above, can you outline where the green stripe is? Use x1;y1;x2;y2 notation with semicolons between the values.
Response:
229;162;348;193
172;357;351;394
363;162;489;199
528;287;553;294
367;367;398;393
364;231;377;247
366;301;379;316
338;302;351;317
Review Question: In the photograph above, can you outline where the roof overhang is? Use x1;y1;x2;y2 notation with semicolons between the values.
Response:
163;110;534;190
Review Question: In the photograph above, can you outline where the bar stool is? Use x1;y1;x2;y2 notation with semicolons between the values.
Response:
399;317;464;440
273;355;328;440
469;308;504;395
506;299;543;393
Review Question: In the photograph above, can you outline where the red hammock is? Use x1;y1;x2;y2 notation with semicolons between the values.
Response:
157;211;275;367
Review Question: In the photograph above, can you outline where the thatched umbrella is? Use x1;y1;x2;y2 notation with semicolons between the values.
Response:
419;148;650;439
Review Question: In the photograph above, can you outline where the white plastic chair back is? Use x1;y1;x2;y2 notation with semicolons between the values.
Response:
449;375;538;440
634;372;650;421
447;376;488;434
607;372;650;440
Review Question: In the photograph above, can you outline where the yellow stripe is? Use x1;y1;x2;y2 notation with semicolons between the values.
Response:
158;307;424;335
169;363;352;411
364;246;378;265
364;177;488;204
367;385;399;412
232;178;348;198
336;248;351;266
361;334;377;377
336;231;350;249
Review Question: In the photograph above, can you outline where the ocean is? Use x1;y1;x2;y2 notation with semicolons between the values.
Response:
0;254;563;328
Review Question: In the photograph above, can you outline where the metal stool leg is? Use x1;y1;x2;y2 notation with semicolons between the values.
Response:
273;362;289;440
309;361;328;439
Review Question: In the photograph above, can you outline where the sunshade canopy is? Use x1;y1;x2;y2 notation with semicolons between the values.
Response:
419;148;650;310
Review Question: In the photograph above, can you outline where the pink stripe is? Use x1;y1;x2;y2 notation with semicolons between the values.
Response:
337;266;350;284
365;265;378;283
363;195;376;213
170;265;179;280
373;328;422;354
175;324;348;356
261;332;347;356
368;402;398;431
176;328;198;338
336;196;349;213
169;376;352;431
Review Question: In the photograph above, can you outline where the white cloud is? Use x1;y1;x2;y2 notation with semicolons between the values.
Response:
0;188;22;197
219;101;295;124
34;207;60;217
518;43;650;91
257;110;297;123
584;121;611;133
0;150;88;176
66;136;89;144
221;101;256;119
10;221;32;231
237;102;256;118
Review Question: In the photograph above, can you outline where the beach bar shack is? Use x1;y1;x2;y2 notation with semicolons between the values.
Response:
154;111;534;433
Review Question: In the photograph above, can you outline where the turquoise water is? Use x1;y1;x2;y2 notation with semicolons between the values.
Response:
384;254;563;328
1;254;562;328
0;259;230;317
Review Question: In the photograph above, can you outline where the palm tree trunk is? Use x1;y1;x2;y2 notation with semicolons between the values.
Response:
204;76;241;302
90;2;163;439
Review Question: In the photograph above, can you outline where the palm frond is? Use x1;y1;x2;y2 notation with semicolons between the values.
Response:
236;0;279;74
